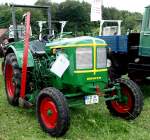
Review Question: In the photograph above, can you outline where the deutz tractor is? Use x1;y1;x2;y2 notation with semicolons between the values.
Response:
0;5;143;137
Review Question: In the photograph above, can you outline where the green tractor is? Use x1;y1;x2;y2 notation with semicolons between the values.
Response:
0;5;143;137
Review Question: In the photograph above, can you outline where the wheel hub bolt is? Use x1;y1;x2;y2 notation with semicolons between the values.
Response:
47;109;52;116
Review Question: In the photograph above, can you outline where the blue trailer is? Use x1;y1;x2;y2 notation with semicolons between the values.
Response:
96;33;141;81
96;35;128;53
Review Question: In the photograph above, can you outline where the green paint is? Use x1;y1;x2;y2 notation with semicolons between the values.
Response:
7;41;34;68
5;36;125;107
105;95;118;101
121;95;128;103
139;6;150;56
47;110;52;116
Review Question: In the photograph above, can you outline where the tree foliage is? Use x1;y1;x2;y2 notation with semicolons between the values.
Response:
0;0;143;35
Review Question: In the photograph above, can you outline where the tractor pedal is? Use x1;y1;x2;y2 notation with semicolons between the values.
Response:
19;97;33;109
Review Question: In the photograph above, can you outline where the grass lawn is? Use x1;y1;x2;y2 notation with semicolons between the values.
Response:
0;63;150;140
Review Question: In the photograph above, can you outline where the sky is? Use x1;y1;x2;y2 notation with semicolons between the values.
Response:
0;0;150;13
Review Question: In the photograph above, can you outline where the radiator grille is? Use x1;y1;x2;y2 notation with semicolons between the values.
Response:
97;48;107;68
76;47;92;69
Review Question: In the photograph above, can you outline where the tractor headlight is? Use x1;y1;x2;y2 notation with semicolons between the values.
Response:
76;47;92;69
97;48;107;68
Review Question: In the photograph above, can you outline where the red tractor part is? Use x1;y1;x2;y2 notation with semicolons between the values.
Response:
5;64;15;97
40;97;58;129
20;12;31;98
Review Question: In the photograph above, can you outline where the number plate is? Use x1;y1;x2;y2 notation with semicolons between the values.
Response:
84;95;99;105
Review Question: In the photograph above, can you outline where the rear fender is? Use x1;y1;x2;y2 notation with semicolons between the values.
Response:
6;45;34;68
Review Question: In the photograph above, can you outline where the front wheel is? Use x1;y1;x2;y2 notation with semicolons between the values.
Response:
36;87;70;137
106;78;143;120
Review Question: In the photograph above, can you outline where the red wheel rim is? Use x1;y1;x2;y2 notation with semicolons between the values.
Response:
5;64;15;97
40;97;58;129
111;86;133;113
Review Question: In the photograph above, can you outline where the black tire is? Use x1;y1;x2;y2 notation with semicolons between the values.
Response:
4;53;21;106
36;87;70;137
1;60;4;75
106;78;143;120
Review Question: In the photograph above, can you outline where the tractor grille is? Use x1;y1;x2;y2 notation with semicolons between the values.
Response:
97;48;107;68
76;47;92;69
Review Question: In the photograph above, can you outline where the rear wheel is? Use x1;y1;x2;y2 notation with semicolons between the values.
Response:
4;53;21;106
106;79;143;120
36;87;70;137
1;61;4;75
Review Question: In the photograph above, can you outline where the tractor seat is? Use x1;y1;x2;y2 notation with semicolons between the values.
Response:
29;40;46;55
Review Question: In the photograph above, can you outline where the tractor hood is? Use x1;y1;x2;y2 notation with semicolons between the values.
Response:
46;36;107;49
45;36;108;93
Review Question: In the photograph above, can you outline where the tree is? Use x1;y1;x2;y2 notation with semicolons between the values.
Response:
0;0;143;36
56;0;92;35
0;5;11;28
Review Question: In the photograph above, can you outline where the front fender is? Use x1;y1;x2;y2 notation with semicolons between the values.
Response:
7;44;34;68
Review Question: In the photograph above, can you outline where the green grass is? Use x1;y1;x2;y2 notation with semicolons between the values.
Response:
1;71;150;140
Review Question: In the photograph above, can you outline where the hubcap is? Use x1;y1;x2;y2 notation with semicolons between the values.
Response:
40;97;58;129
5;64;15;97
47;109;52;116
111;86;133;113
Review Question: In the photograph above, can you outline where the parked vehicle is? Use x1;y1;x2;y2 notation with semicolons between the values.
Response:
0;4;143;137
97;6;150;83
